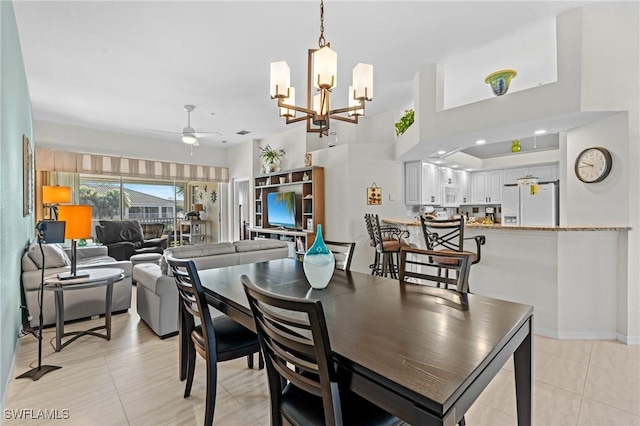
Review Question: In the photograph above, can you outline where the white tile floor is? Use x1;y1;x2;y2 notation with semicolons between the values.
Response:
5;289;639;426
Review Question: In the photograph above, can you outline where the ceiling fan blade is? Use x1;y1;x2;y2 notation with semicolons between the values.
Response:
145;129;181;135
194;131;222;137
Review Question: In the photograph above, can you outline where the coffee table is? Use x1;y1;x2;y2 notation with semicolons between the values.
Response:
44;268;124;352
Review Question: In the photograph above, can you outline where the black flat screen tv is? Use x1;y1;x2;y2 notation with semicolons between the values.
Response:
267;191;296;229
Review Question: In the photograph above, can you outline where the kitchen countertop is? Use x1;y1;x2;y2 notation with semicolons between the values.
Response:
382;218;631;232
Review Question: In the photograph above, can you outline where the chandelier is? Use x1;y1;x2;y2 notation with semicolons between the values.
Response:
269;0;373;137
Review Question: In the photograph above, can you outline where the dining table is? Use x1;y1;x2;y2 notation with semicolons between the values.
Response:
197;258;533;426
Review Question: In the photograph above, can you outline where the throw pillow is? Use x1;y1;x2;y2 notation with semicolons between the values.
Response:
27;242;71;269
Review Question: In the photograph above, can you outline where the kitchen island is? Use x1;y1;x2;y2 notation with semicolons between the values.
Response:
384;218;631;342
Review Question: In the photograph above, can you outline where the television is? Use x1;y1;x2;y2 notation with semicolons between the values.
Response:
267;191;297;229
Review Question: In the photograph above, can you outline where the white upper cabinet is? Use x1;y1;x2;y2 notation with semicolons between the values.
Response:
404;161;441;205
528;164;558;182
404;161;421;205
472;170;503;204
457;170;471;204
503;164;558;184
422;163;441;205
440;167;456;186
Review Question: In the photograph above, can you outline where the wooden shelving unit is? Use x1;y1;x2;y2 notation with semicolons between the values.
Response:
251;166;325;255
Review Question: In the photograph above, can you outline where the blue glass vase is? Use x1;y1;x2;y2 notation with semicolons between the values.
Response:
303;225;335;289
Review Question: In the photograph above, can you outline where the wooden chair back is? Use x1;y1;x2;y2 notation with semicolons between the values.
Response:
399;246;473;294
324;241;356;271
241;275;343;426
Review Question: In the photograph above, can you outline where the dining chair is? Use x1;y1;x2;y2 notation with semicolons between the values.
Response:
241;274;403;426
399;246;473;294
324;240;356;271
368;213;411;278
168;258;263;426
418;215;485;291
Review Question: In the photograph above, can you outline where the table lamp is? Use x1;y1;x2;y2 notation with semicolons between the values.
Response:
193;203;204;220
57;205;92;280
42;186;72;219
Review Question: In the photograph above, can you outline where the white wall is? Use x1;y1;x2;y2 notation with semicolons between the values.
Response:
565;114;629;226
34;120;228;166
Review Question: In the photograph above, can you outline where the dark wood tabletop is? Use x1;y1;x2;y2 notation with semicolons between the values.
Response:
198;258;533;426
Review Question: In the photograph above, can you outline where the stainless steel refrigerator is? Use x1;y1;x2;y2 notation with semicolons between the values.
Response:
501;182;558;226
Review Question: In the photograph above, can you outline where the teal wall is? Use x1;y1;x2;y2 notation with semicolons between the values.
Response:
0;0;34;405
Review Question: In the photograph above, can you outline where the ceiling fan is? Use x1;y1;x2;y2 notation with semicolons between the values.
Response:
145;105;221;146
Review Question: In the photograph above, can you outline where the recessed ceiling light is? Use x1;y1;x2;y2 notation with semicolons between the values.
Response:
452;165;458;168
476;139;486;145
534;129;546;135
434;160;442;164
437;150;446;155
466;168;473;172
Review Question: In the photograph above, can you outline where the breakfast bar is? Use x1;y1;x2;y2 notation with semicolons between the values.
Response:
384;218;631;342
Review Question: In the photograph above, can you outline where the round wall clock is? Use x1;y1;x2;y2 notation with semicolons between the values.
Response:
574;147;612;183
210;190;217;204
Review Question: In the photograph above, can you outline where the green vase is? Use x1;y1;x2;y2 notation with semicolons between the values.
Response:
511;140;521;152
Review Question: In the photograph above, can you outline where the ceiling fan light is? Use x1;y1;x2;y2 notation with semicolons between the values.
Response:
182;134;197;144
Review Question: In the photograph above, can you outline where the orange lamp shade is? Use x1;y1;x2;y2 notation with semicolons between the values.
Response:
193;204;204;212
42;186;72;204
57;205;93;239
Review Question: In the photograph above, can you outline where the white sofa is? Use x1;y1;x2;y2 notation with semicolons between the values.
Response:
133;240;289;337
21;243;133;327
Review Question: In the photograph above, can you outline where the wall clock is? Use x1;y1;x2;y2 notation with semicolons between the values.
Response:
574;147;612;183
210;190;217;204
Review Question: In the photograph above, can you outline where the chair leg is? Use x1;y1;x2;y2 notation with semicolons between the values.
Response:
204;357;217;426
459;415;466;426
184;340;196;398
247;354;254;369
258;351;264;369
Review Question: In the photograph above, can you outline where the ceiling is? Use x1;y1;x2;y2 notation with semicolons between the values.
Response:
13;0;611;152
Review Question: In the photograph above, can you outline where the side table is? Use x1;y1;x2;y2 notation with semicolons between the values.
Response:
44;268;124;352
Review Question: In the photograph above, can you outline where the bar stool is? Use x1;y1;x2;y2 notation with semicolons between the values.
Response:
368;214;410;278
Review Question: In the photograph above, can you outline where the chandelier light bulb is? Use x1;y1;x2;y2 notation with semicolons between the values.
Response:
279;87;296;118
270;61;291;98
313;46;337;90
352;63;373;100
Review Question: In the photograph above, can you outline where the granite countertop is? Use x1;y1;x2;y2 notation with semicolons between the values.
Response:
382;218;631;232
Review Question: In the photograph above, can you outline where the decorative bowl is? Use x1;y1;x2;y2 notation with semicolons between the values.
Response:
484;69;517;96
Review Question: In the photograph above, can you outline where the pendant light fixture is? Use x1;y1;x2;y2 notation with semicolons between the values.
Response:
270;0;373;137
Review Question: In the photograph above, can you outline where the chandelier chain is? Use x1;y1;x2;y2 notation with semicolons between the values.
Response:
318;0;326;48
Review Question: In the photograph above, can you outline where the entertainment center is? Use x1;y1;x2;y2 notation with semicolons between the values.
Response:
250;166;325;258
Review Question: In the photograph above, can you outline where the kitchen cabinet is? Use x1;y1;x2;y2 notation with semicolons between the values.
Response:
422;163;441;205
404;161;421;205
457;170;471;204
440;167;456;186
529;164;558;182
404;161;440;205
503;164;558;184
472;170;503;204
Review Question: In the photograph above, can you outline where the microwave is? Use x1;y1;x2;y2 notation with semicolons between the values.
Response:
442;186;460;207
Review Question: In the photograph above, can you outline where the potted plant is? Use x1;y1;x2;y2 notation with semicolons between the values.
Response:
395;109;414;136
259;144;286;172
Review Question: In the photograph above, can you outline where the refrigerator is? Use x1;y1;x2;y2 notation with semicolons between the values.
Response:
501;182;558;226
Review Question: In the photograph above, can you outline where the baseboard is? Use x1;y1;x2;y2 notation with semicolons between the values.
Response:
616;333;640;345
1;336;19;415
556;331;618;340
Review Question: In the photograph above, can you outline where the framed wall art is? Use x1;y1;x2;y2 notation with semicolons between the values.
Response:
23;135;33;216
367;183;382;205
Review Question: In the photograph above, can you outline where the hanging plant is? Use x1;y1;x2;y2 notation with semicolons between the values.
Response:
394;109;414;136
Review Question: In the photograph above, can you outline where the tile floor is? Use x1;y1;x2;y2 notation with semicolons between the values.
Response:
4;289;639;426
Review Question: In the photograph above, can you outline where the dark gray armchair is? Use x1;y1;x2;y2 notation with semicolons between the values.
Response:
95;220;167;261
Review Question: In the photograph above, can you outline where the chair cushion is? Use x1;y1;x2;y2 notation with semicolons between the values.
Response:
98;220;144;245
377;239;411;253
190;315;259;358
281;382;401;426
26;242;70;269
432;249;478;265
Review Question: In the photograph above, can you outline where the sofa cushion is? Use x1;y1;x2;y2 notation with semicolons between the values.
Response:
233;240;288;252
98;220;144;245
160;242;236;274
26;242;70;269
